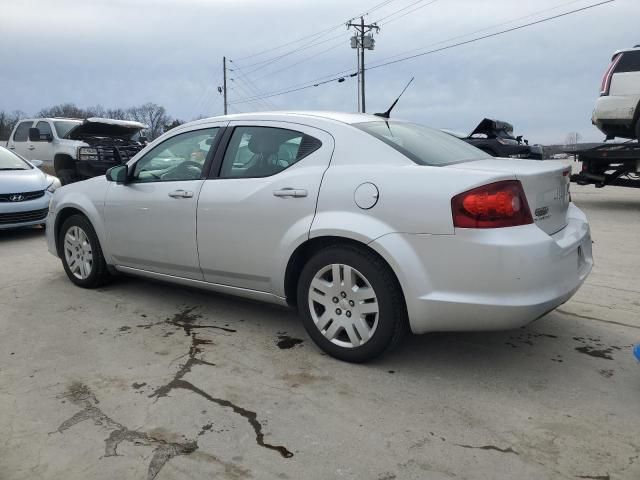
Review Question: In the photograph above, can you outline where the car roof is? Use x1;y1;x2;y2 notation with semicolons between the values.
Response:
189;111;390;126
18;118;83;123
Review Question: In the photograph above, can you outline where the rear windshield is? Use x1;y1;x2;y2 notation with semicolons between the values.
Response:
354;121;489;166
614;50;640;73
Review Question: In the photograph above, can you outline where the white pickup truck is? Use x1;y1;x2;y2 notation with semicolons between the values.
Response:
5;117;147;184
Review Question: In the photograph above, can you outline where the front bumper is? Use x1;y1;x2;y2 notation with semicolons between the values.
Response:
0;193;51;230
372;203;592;334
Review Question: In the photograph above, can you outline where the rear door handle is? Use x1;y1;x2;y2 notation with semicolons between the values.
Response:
168;189;194;198
9;146;15;150
27;146;35;150
273;188;308;198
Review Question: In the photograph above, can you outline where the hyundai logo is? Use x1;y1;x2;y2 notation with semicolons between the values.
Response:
9;194;25;202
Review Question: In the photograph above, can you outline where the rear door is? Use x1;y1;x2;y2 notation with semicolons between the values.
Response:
8;121;34;159
196;121;334;294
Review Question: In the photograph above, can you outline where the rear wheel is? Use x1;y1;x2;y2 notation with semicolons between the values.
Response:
297;245;407;362
59;215;111;288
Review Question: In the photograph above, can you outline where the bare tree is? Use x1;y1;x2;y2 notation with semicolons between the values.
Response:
38;103;87;118
564;132;583;151
0;110;26;142
127;103;170;140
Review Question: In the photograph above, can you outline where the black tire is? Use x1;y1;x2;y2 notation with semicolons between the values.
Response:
57;169;77;186
297;245;407;363
635;117;640;141
59;214;111;288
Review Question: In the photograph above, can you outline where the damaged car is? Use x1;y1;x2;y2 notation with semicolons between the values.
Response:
6;117;147;185
443;118;543;159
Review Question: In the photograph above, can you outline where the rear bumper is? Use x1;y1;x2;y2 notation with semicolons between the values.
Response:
371;203;592;334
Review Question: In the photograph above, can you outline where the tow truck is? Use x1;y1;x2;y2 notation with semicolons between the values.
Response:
570;142;640;188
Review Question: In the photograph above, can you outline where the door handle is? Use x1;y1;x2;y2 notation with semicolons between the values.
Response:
273;188;308;198
9;146;15;149
28;146;35;150
168;190;194;198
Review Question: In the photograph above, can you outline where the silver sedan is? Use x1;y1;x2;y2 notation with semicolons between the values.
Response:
46;112;592;362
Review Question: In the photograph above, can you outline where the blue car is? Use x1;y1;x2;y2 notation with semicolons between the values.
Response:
634;344;640;362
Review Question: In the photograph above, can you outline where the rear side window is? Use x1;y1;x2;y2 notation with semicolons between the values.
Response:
614;51;640;73
13;121;33;142
220;126;322;178
354;121;488;166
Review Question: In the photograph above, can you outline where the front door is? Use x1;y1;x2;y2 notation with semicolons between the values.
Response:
104;126;222;279
197;121;334;294
8;121;34;159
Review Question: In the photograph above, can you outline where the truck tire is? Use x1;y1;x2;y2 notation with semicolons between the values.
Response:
57;169;77;186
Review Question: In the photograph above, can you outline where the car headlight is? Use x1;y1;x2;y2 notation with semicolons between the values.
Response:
78;147;99;161
45;174;61;193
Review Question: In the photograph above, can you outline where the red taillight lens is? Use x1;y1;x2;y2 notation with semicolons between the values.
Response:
451;180;533;228
600;53;621;96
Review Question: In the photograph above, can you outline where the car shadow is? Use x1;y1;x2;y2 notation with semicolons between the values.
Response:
0;226;45;242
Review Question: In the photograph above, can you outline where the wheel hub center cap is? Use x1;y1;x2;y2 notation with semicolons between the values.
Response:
339;298;350;310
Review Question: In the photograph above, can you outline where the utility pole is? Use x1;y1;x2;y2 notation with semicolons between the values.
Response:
348;17;379;113
223;56;228;115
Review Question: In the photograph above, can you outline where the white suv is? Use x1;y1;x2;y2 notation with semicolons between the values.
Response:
592;46;640;140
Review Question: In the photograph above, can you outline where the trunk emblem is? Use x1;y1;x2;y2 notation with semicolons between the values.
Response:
9;194;25;202
535;206;549;217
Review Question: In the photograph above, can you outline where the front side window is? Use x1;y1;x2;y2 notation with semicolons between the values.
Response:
355;121;489;166
35;121;53;139
13;121;33;142
132;128;219;182
220;126;321;178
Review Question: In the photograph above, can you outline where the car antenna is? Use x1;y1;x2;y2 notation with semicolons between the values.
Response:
374;77;414;119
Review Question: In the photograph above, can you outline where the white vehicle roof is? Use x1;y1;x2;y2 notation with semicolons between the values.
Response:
611;45;640;58
189;111;390;126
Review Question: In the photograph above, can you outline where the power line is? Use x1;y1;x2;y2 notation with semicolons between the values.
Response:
369;0;587;65
377;0;439;26
227;0;614;105
233;0;396;61
366;0;614;71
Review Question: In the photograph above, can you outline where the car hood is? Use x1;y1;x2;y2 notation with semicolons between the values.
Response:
65;117;147;139
469;118;515;138
0;167;47;194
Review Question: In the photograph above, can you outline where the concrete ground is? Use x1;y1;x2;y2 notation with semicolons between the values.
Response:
1;181;639;480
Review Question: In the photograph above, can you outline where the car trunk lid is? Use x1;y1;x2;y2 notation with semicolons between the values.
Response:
448;159;571;235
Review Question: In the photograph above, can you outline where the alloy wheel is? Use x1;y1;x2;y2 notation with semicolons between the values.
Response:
308;263;379;348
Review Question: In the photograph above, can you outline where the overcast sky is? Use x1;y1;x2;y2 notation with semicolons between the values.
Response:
0;0;636;143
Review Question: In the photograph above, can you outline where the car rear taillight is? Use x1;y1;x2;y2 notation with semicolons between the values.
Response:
600;53;622;96
451;180;533;228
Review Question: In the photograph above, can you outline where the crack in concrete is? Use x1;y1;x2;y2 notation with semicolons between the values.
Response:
454;443;519;455
576;475;610;480
53;382;198;480
556;309;640;330
149;322;293;459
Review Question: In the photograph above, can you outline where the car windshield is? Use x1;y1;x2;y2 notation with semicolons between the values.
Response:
0;148;30;170
355;121;489;166
54;120;82;138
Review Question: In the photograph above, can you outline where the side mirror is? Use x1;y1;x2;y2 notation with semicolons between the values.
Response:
29;127;41;142
106;164;128;184
139;136;148;144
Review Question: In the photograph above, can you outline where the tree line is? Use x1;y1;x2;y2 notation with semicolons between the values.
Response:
0;103;184;142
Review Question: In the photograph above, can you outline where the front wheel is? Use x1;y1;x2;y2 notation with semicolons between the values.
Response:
297;245;407;362
59;215;111;288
